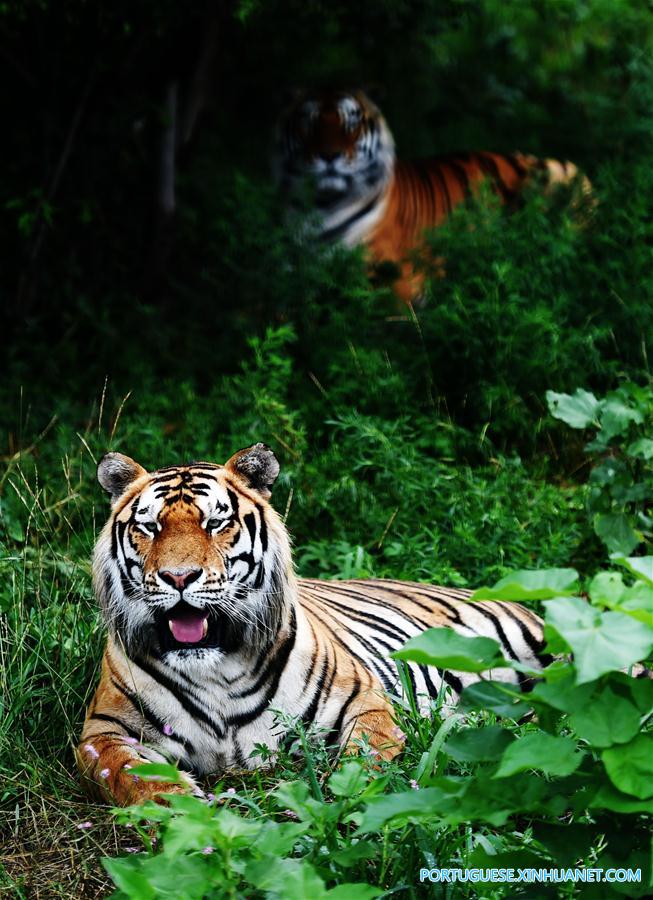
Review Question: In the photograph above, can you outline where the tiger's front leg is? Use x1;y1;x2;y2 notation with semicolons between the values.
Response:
340;687;405;764
76;729;201;806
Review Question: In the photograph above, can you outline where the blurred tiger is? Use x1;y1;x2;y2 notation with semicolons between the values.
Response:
78;443;547;805
275;89;592;304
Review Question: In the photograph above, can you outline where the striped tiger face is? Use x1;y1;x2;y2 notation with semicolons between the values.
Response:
275;89;395;211
93;444;290;661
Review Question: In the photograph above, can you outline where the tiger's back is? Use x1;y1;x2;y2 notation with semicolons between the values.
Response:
300;577;544;714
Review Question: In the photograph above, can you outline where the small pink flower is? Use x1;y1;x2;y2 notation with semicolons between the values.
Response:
391;726;407;742
124;847;139;854
206;793;216;802
132;776;140;783
76;821;92;830
123;763;132;770
410;779;420;791
283;809;299;820
202;846;214;855
163;724;173;736
124;737;139;745
84;743;99;760
100;768;110;779
226;787;236;795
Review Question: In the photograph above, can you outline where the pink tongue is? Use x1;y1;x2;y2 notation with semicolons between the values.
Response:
169;612;208;644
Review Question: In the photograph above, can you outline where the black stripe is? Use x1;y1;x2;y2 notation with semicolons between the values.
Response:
131;656;224;740
226;609;297;726
319;191;384;243
325;677;361;748
89;712;143;741
301;654;330;727
110;676;197;751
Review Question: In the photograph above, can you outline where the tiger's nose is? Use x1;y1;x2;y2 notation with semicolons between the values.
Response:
159;568;202;591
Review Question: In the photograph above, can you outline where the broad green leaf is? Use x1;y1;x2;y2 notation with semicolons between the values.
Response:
543;596;653;684
329;761;368;797
614;556;653;585
246;858;326;899
459;681;530;718
329;841;378;867
251;822;308;857
628;437;653;459
602;733;653;799
589;571;626;607
471;567;578;601
529;676;593;713
392;628;508;672
444;725;514;762
569;687;641;748
594;512;640;556
327;885;382;899
599;397;643;439
590;782;653;814
127;763;183;783
357;786;459;833
102;858;156;900
494;733;582;778
546;388;601;429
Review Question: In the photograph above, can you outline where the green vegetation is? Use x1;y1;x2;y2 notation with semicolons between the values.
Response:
2;0;653;896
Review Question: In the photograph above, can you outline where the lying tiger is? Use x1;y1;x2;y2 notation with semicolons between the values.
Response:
78;443;546;806
275;89;591;304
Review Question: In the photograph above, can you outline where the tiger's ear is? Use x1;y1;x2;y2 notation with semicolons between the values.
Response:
97;452;148;503
225;443;280;500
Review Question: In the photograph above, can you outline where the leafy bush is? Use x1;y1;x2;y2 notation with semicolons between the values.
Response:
548;382;653;556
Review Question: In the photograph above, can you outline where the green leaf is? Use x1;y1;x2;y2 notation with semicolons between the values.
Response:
594;512;640;555
528;675;593;713
627;437;653;459
327;885;382;899
102;858;156;900
569;687;641;748
471;567;579;601
614;556;653;585
546;388;601;429
127;763;183;783
444;725;514;762
599;397;643;439
246;858;327;899
459;681;531;718
494;733;582;778
392;628;508;672
543;596;653;684
328;761;368;797
590;781;653;814
251;822;308;857
329;841;378;867
602;733;653;799
589;571;626;607
357;786;460;833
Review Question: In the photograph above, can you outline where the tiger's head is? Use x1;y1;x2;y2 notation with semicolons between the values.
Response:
275;89;395;222
93;444;294;663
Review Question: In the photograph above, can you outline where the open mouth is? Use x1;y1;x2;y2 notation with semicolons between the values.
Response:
155;601;215;652
153;601;245;654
